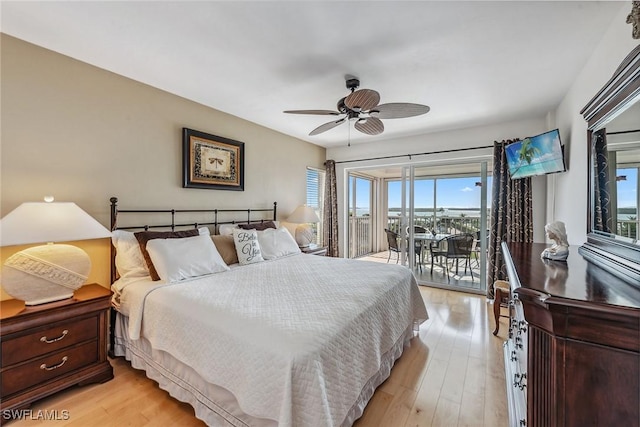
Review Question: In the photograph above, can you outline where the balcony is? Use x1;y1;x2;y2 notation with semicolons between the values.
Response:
348;214;488;259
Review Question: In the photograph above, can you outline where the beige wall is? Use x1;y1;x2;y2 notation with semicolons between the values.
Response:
551;4;637;245
0;34;325;299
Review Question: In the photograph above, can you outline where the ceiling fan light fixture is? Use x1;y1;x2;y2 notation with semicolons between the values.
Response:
283;78;430;136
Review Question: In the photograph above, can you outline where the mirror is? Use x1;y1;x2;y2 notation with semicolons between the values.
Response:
582;44;640;281
591;99;640;243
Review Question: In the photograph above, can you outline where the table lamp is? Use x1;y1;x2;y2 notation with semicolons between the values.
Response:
0;197;111;305
287;205;320;248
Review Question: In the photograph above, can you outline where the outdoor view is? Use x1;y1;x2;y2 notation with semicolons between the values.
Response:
385;176;492;236
348;174;492;259
617;167;639;238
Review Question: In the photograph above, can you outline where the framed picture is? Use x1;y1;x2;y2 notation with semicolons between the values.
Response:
182;128;244;191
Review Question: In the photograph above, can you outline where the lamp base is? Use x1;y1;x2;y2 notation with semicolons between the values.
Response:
2;244;90;305
295;224;314;248
24;293;74;306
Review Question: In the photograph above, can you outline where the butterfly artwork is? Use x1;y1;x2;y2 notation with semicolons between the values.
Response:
183;128;244;191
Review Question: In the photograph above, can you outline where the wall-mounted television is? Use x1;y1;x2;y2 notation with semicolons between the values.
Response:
505;129;566;179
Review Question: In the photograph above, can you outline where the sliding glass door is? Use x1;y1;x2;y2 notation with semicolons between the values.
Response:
348;174;374;258
388;162;491;293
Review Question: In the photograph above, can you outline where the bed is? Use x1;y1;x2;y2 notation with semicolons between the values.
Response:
108;198;428;427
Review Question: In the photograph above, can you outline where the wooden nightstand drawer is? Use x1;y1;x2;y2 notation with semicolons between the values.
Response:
1;340;98;397
1;316;97;367
0;284;113;414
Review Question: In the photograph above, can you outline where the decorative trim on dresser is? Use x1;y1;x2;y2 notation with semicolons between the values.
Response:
501;242;640;427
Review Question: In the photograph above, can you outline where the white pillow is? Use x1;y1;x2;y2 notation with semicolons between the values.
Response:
111;230;149;279
197;226;211;236
232;228;264;265
258;227;301;260
145;234;229;283
111;227;210;280
219;221;280;236
218;224;238;236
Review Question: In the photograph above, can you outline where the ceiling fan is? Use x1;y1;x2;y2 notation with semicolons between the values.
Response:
284;78;430;136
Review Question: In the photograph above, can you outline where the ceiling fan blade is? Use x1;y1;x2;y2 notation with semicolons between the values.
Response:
354;117;384;135
309;117;346;136
369;103;430;119
345;89;380;111
369;102;430;119
283;109;341;115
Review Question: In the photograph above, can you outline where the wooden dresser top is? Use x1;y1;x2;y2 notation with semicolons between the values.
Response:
506;242;640;310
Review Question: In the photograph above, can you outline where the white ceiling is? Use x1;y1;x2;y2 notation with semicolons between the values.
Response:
1;1;626;148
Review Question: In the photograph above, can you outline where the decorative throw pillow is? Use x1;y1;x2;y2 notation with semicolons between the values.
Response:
232;228;264;265
111;230;149;279
258;227;301;260
211;235;239;265
218;224;238;236
146;234;229;283
135;229;202;280
237;221;277;231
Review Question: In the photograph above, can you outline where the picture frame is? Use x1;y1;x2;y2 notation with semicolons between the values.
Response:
182;128;244;191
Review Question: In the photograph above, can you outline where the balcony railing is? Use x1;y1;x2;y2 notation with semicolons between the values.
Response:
616;219;639;239
349;215;372;258
386;215;486;236
348;214;489;259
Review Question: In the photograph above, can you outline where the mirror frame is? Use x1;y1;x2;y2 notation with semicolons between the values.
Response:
580;44;640;284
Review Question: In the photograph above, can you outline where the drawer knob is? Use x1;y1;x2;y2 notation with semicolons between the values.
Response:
40;329;68;344
40;356;68;371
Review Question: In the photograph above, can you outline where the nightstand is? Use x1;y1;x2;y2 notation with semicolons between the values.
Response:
0;284;113;418
301;245;328;256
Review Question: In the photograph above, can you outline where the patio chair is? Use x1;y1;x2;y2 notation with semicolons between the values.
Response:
412;226;427;269
471;230;489;267
430;233;475;282
385;229;401;264
385;228;422;270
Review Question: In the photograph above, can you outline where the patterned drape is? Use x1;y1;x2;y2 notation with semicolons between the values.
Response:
487;140;534;299
323;160;339;257
592;129;612;233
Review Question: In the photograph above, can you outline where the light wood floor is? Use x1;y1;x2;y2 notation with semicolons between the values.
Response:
8;287;509;427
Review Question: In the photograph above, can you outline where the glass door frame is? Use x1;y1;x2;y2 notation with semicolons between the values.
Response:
348;172;374;258
397;161;490;293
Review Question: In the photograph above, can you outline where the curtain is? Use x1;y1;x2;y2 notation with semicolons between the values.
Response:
592;129;612;233
323;160;339;257
487;140;534;299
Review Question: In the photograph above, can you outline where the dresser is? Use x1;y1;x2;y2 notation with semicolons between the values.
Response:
0;284;113;418
501;242;640;427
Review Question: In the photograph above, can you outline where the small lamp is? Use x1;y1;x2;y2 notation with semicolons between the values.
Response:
0;197;111;305
287;205;321;248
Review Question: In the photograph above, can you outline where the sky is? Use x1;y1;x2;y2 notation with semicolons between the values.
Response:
352;176;493;211
617;167;638;209
351;167;636;214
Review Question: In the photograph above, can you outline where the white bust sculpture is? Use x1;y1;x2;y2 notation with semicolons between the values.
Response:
541;221;569;261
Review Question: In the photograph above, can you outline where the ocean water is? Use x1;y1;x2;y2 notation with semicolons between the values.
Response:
511;158;564;179
354;208;484;217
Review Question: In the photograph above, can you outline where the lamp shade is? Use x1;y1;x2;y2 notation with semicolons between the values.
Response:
0;202;111;246
287;205;320;224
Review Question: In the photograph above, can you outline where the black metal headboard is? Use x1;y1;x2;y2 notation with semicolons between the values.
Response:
109;196;277;283
108;196;276;357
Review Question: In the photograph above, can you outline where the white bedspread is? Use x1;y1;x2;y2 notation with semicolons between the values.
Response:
116;254;428;427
